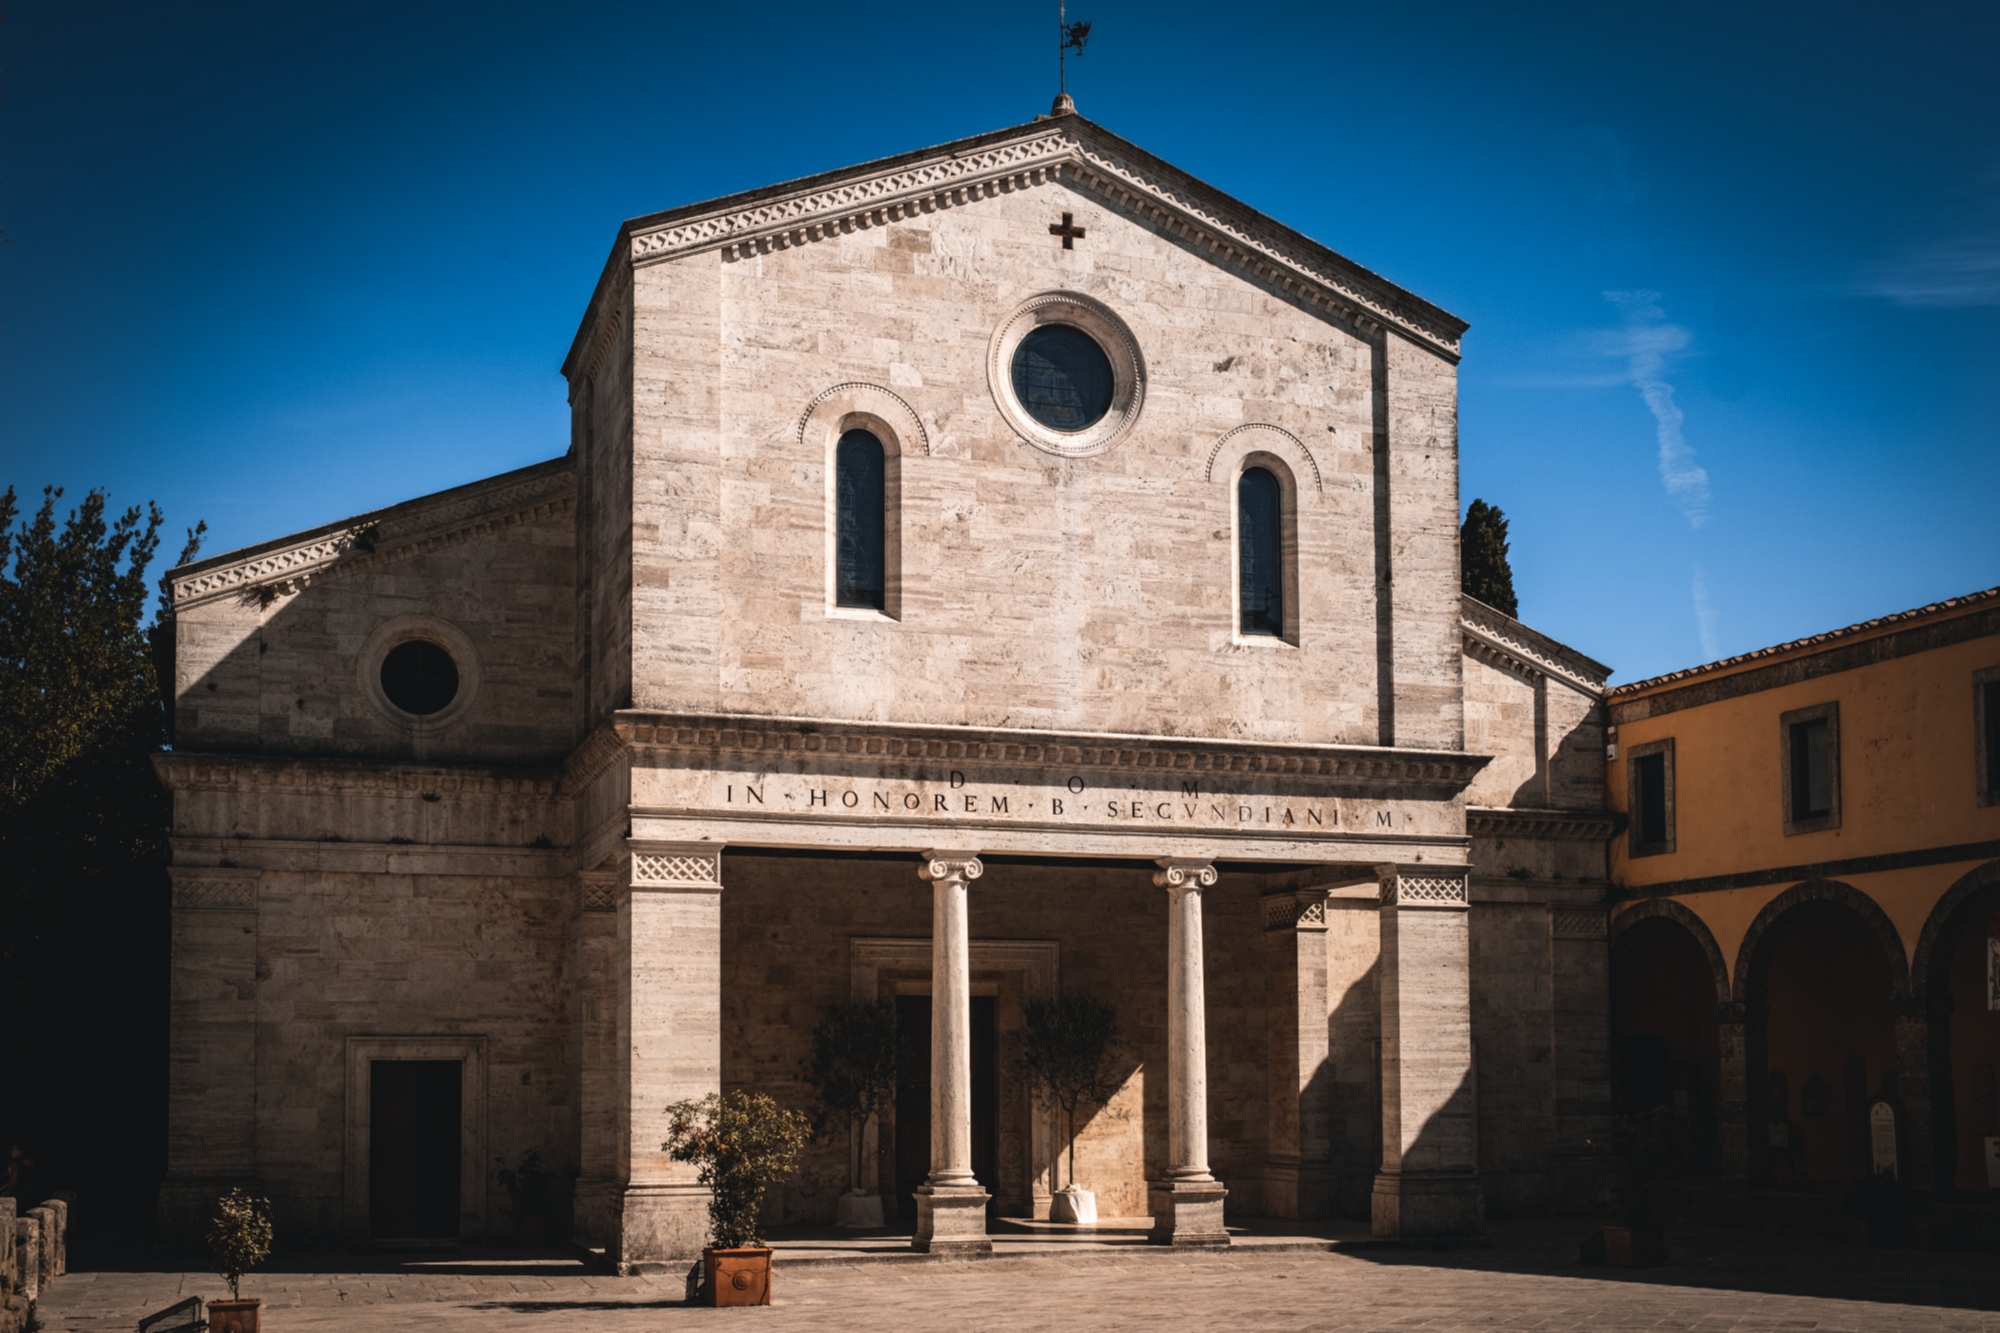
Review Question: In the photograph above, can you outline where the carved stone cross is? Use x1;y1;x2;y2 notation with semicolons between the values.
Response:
1049;212;1086;249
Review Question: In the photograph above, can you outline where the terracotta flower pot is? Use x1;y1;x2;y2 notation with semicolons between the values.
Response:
208;1297;263;1333
702;1246;773;1307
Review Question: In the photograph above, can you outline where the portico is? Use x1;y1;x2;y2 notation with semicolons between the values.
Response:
566;713;1490;1269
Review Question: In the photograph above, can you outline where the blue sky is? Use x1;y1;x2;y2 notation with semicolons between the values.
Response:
3;1;1994;682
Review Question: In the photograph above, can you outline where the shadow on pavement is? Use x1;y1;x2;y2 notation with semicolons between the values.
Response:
1338;1218;2000;1312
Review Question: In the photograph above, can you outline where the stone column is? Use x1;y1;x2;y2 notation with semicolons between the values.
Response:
1262;887;1335;1219
610;841;723;1274
1716;1000;1751;1179
913;852;991;1254
1892;996;1935;1187
158;866;261;1243
1150;859;1229;1245
1372;866;1483;1238
570;868;621;1250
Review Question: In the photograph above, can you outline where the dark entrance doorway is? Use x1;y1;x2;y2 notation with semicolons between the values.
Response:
894;994;998;1224
369;1059;462;1239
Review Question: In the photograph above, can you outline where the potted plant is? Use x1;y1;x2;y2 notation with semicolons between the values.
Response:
801;1000;898;1229
1018;994;1121;1225
205;1187;273;1332
663;1091;810;1307
1582;1106;1682;1266
494;1149;557;1246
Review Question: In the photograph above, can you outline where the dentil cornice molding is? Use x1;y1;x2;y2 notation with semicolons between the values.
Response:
610;709;1490;792
1460;595;1611;698
611;119;1466;361
167;459;574;611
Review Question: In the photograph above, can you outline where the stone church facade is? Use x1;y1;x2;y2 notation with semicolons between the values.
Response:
155;112;1616;1268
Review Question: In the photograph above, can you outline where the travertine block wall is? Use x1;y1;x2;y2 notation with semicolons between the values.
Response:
172;484;578;766
587;176;1461;746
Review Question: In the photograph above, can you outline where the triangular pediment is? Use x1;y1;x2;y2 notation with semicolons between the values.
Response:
168;455;573;610
563;116;1466;379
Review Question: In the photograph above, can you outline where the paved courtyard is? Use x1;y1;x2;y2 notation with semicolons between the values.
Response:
37;1221;2000;1332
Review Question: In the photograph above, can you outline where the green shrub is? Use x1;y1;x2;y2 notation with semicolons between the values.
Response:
663;1091;811;1250
206;1187;273;1301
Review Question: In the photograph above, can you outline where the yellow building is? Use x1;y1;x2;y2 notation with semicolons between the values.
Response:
1606;587;2000;1220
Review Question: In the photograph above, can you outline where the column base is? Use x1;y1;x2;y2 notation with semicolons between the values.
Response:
1149;1179;1229;1245
912;1185;991;1254
1370;1169;1484;1239
612;1183;710;1274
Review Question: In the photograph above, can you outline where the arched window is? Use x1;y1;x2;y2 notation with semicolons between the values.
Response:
1238;465;1283;636
834;429;886;609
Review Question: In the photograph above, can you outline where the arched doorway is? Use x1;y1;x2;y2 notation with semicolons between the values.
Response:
1611;914;1721;1173
1752;900;1899;1183
1916;863;2000;1194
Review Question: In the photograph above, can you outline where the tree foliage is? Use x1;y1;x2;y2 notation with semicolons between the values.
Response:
663;1091;811;1250
801;1000;898;1190
0;485;201;1228
207;1187;274;1301
1459;498;1518;618
1017;994;1122;1190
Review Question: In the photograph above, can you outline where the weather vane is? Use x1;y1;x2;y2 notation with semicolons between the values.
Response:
1055;0;1090;114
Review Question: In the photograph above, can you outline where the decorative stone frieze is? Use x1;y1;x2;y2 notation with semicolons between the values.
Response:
168;866;260;912
627;844;724;892
1553;910;1609;940
615;711;1488;790
1380;872;1470;907
1261;889;1330;933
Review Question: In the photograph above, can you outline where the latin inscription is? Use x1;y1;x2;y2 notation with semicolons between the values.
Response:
696;769;1421;833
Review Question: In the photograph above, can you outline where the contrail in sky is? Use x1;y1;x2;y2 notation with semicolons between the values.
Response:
1605;291;1710;527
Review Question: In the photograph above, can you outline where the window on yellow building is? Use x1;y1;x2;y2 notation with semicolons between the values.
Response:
1627;738;1675;857
1781;702;1841;835
1977;669;2000;807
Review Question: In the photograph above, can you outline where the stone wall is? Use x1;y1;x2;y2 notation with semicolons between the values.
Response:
169;461;578;767
596;164;1462;748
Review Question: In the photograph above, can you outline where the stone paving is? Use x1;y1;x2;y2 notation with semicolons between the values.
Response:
37;1220;2000;1332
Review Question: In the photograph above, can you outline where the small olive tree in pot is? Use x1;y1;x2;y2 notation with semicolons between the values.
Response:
801;999;899;1229
663;1091;811;1306
206;1187;274;1332
1018;994;1122;1225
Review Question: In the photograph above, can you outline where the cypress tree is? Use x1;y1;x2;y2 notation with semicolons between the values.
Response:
1460;498;1518;617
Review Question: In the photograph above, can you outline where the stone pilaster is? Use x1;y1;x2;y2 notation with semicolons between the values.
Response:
1372;866;1483;1238
609;842;723;1274
1261;887;1335;1219
157;866;262;1242
570;868;621;1249
1548;908;1613;1209
1150;859;1228;1245
912;851;991;1254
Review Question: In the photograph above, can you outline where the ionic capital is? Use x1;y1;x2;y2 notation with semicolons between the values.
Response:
1153;858;1218;893
919;850;985;884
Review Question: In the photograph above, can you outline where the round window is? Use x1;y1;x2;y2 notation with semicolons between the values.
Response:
379;639;460;716
1010;324;1115;432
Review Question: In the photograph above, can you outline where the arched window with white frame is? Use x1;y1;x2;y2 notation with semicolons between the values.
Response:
834;428;886;610
1238;464;1285;637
